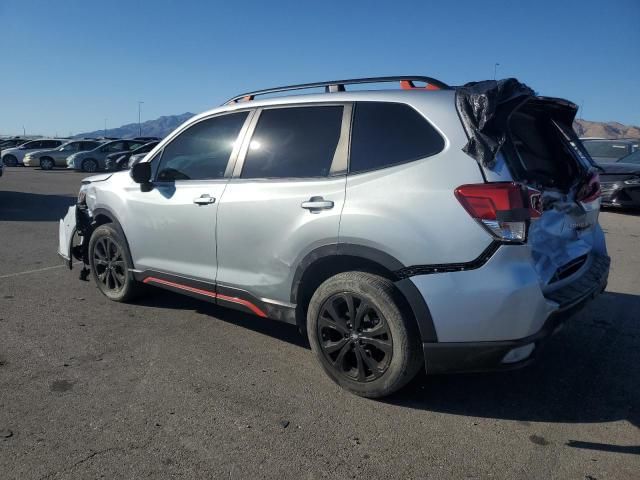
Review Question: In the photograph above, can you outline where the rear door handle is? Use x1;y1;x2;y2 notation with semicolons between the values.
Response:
193;194;216;205
301;196;334;212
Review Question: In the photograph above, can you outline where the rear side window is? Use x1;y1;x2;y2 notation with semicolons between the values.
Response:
42;140;60;148
157;111;248;181
241;106;343;179
349;102;444;173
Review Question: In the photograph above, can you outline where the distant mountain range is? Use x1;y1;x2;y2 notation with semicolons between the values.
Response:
573;119;640;139
74;112;195;139
75;111;639;141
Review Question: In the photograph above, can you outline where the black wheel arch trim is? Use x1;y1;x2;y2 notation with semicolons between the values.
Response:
78;206;135;270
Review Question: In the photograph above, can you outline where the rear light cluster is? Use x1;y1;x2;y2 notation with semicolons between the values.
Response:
455;182;541;243
576;172;601;203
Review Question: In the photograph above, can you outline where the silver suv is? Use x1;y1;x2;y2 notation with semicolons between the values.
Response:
58;76;609;398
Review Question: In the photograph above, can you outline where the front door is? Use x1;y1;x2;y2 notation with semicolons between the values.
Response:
124;111;251;282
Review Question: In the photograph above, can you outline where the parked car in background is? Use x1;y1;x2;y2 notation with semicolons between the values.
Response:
23;140;104;169
66;139;147;172
1;138;68;166
616;150;640;165
599;150;640;208
132;136;161;142
581;138;639;163
58;76;608;398
0;137;31;153
105;141;159;171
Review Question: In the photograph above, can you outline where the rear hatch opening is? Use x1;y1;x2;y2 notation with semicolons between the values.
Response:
455;80;608;290
503;97;607;287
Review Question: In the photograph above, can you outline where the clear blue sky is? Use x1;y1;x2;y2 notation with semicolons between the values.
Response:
1;0;638;136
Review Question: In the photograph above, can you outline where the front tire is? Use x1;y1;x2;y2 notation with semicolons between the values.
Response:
88;224;140;302
307;272;422;398
82;158;98;172
3;155;18;167
40;157;54;170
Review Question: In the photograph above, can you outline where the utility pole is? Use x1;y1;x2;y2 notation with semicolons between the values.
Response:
493;63;500;80
138;101;144;136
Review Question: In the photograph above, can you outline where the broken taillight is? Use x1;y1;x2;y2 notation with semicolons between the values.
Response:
576;172;601;203
455;182;534;243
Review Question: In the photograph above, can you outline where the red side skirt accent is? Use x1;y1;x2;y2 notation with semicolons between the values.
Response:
143;276;267;318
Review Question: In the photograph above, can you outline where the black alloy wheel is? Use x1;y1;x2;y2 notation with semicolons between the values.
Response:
318;292;393;382
93;236;127;293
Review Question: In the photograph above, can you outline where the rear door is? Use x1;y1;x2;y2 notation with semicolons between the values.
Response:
124;110;251;282
216;104;350;305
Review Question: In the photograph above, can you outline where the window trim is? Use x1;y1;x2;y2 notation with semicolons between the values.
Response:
231;102;352;181
151;109;256;184
346;101;446;176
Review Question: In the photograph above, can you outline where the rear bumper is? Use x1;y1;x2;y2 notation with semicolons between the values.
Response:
422;257;608;374
408;244;609;374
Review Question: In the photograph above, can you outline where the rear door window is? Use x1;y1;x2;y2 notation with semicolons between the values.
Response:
349;102;444;173
241;106;343;179
156;111;249;181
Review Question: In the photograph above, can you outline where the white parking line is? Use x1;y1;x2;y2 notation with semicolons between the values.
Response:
0;262;82;279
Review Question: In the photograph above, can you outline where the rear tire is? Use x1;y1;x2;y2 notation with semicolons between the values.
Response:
3;155;17;167
88;224;141;302
307;271;422;398
82;158;98;172
40;157;54;170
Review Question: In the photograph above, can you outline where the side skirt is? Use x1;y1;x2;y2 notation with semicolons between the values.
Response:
133;270;296;325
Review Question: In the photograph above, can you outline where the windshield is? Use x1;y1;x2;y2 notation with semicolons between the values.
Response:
617;150;640;165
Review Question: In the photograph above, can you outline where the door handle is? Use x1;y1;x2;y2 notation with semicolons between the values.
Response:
301;196;334;212
193;194;216;205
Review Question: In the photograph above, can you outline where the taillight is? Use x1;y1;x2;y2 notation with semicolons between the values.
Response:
576;172;601;203
455;182;533;243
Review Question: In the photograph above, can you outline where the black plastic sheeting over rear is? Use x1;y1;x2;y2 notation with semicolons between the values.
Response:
456;78;535;168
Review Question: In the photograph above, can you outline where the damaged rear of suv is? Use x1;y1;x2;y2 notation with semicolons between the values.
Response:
58;76;608;398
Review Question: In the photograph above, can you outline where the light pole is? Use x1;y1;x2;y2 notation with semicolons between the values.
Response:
493;63;500;80
104;118;107;138
137;101;144;136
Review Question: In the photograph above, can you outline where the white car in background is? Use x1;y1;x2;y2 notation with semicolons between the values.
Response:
1;139;68;166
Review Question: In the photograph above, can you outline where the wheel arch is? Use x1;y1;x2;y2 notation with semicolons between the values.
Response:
86;207;136;269
291;244;438;342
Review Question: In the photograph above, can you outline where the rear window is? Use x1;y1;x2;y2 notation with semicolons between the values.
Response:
241;106;343;179
349;102;444;173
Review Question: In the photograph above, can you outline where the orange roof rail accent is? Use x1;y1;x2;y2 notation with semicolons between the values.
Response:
400;79;441;91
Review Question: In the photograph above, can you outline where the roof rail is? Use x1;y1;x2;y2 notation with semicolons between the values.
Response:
224;75;451;105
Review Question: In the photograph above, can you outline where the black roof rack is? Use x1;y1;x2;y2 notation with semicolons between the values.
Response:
224;75;451;105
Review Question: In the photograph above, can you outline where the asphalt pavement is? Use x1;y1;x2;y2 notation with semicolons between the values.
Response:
1;167;638;479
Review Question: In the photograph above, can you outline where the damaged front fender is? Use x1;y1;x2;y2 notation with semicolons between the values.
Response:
57;204;95;270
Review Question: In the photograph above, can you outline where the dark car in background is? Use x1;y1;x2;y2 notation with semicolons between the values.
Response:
131;136;161;143
105;141;159;171
582;138;639;163
598;150;640;208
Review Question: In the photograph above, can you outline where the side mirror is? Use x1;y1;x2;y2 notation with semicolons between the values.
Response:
130;162;152;185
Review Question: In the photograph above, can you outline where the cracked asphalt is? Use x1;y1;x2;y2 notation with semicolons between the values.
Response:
1;167;639;479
